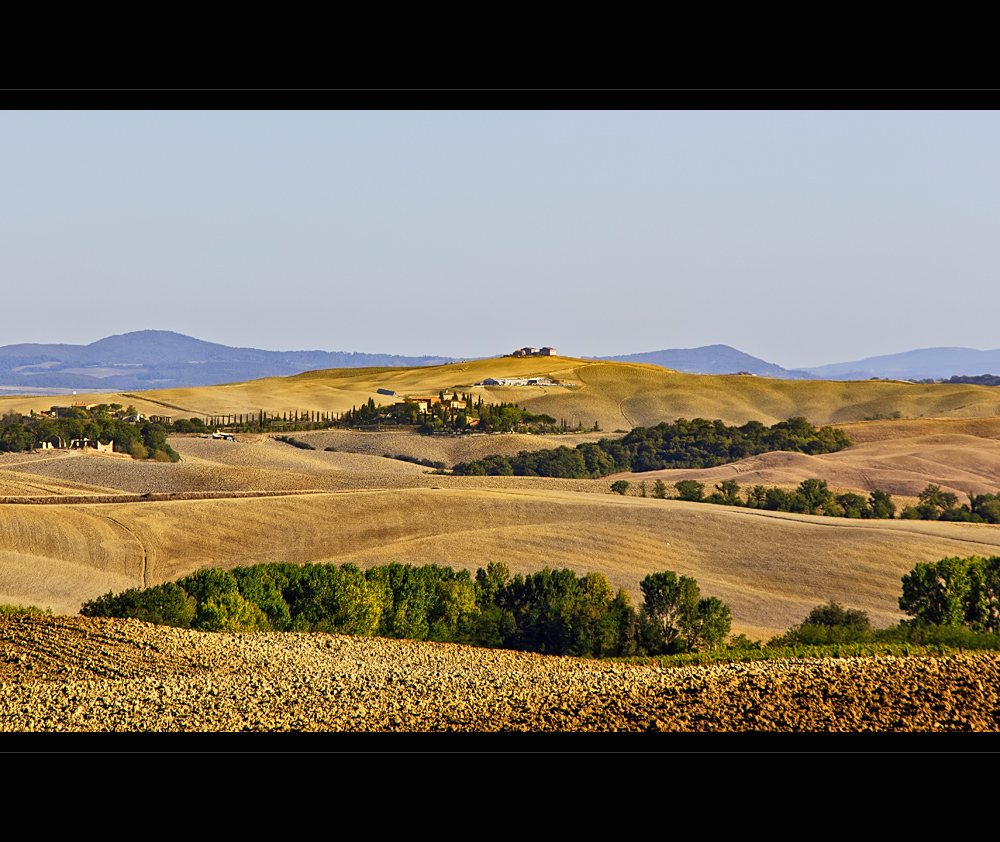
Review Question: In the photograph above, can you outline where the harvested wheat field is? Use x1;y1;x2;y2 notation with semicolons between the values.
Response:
2;614;998;732
4;475;1000;639
4;403;1000;638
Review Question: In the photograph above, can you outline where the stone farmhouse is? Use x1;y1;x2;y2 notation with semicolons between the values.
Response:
510;346;556;357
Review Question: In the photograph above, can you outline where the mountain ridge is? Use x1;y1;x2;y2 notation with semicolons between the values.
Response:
0;330;458;394
3;330;1000;395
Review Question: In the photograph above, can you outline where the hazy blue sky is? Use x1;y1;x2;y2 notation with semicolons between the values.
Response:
2;110;997;369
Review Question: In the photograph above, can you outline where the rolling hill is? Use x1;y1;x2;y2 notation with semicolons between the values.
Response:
6;354;999;431
4;355;1000;642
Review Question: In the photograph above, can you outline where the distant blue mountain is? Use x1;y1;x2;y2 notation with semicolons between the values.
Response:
0;330;457;395
3;332;998;396
800;347;1000;381
590;345;813;379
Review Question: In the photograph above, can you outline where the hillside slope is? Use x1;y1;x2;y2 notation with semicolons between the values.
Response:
4;481;1000;639
4;355;1000;431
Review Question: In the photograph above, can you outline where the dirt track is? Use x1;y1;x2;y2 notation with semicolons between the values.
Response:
1;615;997;732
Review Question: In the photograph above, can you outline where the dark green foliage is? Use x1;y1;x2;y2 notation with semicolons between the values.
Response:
171;417;206;434
900;483;1000;523
0;604;52;616
78;560;730;659
81;582;195;628
275;435;316;450
898;556;1000;632
674;480;704;502
868;489;897;519
901;485;1000;524
836;492;869;518
707;479;742;506
639;571;731;654
610;480;630;495
770;600;872;646
0;406;180;461
452;417;852;478
789;479;837;516
803;601;871;629
674;475;897;521
385;453;446;470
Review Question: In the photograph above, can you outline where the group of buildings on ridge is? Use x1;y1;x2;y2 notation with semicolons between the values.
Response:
472;346;564;387
508;346;556;357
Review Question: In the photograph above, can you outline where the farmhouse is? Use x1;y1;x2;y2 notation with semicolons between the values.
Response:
476;378;529;386
69;439;114;453
475;377;566;387
510;346;556;357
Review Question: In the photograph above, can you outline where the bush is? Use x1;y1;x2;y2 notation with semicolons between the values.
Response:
275;435;315;450
0;604;52;616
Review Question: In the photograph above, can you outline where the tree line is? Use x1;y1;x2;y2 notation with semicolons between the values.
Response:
899;484;1000;523
650;477;898;519
80;562;731;658
73;553;1000;659
612;477;1000;525
452;417;852;478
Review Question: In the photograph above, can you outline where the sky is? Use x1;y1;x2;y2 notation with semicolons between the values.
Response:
2;110;998;369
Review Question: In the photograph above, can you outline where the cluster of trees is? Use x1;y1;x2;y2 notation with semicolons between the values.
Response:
767;601;875;646
899;484;1000;523
75;554;1000;658
80;562;731;658
668;478;897;519
942;374;1000;386
414;397;561;436
174;396;565;437
899;556;1000;633
768;555;1000;649
0;404;179;462
453;417;852;478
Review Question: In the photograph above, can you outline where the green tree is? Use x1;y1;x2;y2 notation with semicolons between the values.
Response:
796;479;836;516
899;557;977;627
712;479;741;506
836;492;869;519
687;596;732;651
918;484;959;515
610;480;630;495
197;589;271;632
868;489;896;519
639;571;701;653
674;480;704;502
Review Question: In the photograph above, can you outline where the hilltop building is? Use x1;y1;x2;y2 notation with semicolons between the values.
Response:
474;377;560;386
510;346;556;357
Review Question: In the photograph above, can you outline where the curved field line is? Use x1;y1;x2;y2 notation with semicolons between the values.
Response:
96;514;149;589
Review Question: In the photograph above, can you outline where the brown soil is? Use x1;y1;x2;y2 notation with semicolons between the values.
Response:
2;614;997;732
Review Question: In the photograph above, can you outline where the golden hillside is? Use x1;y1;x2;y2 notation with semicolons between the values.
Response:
4;355;1000;430
4;357;1000;642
